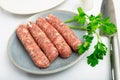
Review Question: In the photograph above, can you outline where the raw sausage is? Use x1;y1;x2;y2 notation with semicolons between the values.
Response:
16;25;50;68
28;22;58;62
36;18;72;58
46;14;82;51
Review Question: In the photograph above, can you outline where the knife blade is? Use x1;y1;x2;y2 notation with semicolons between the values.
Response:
101;0;120;80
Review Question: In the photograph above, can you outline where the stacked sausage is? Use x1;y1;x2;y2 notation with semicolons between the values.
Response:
16;14;82;68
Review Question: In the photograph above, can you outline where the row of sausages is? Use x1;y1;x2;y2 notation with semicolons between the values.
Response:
16;14;82;68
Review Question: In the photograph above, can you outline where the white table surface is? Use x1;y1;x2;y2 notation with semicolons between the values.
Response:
0;0;120;80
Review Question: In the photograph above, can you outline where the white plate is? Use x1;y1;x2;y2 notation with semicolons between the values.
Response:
0;0;64;14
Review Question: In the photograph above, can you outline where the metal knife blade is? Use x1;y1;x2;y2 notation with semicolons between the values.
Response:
101;0;120;80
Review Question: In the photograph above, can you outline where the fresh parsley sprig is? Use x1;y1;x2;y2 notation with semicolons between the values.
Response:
65;7;117;67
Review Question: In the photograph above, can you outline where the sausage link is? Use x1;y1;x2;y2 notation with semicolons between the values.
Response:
36;18;72;58
28;22;58;62
16;25;50;68
46;14;82;51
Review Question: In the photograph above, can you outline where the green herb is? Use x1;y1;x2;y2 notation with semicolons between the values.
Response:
65;7;117;67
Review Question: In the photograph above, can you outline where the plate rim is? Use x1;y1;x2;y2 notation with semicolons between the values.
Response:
0;0;65;15
7;10;87;75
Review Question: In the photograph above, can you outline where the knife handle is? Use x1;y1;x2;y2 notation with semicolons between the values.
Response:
112;34;120;80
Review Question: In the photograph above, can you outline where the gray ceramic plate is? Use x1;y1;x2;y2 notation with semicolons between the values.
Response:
7;10;86;75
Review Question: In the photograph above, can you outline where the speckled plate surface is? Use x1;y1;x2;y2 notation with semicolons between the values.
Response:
7;10;86;75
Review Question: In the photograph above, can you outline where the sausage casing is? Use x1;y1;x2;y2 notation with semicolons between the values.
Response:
36;18;72;58
28;22;58;62
16;25;50;68
46;14;82;51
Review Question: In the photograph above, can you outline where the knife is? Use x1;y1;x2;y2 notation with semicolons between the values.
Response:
101;0;120;80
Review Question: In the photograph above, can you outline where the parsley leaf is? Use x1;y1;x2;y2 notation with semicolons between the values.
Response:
87;42;107;67
99;17;117;36
78;35;94;54
65;7;86;24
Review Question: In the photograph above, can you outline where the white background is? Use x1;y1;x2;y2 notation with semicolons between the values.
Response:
0;0;120;80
